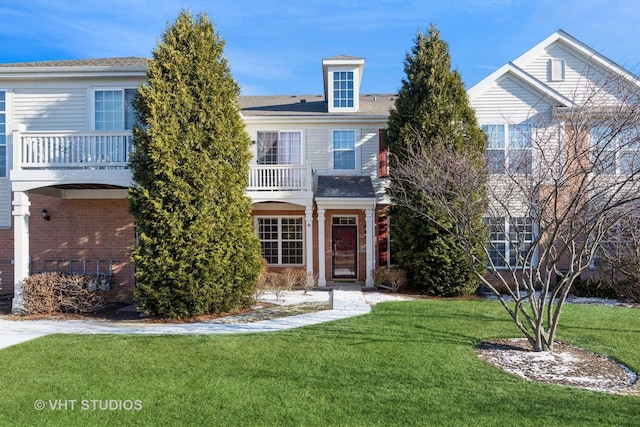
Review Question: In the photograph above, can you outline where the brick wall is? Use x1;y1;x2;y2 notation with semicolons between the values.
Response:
29;194;136;301
0;224;13;296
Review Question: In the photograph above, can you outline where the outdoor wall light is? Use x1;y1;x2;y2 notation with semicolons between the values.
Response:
42;209;51;221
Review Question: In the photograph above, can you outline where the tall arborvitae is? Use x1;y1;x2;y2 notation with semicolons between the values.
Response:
129;10;262;318
387;25;487;296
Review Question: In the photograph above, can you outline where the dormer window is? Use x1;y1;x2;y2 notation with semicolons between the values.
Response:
322;56;364;113
333;71;354;108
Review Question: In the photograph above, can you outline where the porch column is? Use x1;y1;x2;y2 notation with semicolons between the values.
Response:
305;206;314;280
12;191;30;313
365;208;375;287
317;208;326;287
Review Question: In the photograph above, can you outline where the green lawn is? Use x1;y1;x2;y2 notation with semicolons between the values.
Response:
0;300;638;426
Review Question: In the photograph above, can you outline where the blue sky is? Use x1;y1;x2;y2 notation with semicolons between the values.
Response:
1;1;639;95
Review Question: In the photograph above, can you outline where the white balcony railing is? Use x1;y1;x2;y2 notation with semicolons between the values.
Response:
16;130;133;169
248;164;312;191
12;127;312;193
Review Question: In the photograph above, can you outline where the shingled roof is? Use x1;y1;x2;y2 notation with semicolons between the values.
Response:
0;57;148;68
316;176;376;199
239;94;396;117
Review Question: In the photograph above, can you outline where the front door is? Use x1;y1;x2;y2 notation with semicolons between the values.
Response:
332;225;358;279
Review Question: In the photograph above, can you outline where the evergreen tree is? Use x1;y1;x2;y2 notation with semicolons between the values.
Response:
128;10;263;318
387;25;487;296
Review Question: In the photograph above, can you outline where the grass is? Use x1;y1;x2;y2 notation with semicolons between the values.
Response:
0;299;638;426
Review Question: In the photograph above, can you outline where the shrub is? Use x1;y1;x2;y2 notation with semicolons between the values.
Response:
22;272;110;315
303;272;319;294
254;268;318;301
570;277;617;300
374;267;408;293
281;268;307;290
609;279;640;303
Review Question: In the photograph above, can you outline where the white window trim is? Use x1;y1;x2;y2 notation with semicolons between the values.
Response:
589;125;640;176
331;215;358;226
0;89;11;181
0;89;10;229
255;215;305;266
486;216;537;270
327;68;359;113
90;87;138;131
329;128;360;173
255;129;304;165
482;122;533;175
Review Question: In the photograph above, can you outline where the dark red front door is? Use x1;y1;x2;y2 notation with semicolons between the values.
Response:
332;225;357;279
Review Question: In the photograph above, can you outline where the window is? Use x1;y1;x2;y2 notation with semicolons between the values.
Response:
0;91;5;178
482;124;532;174
485;216;535;268
590;125;640;175
333;71;354;108
257;131;301;165
257;217;304;265
594;213;640;269
333;130;356;170
94;88;137;130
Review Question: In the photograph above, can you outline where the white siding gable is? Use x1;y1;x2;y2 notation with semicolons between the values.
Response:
471;74;554;123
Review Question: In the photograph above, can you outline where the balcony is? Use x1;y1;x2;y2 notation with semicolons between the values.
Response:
11;127;134;191
16;130;133;170
248;164;312;192
247;164;313;205
10;127;313;200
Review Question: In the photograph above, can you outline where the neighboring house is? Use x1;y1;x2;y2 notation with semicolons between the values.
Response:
0;55;395;311
2;30;637;312
468;30;640;279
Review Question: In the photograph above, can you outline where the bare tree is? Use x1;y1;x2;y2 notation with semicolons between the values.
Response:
390;67;640;352
596;211;640;302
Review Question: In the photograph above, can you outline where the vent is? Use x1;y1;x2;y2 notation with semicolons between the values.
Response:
550;58;565;82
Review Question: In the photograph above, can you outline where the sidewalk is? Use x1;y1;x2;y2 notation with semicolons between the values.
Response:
0;288;374;350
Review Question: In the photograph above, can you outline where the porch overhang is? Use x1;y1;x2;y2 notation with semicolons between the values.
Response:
10;169;133;192
314;175;376;208
314;175;376;288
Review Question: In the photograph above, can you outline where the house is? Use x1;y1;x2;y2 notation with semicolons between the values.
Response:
0;55;395;312
2;30;637;312
468;30;640;281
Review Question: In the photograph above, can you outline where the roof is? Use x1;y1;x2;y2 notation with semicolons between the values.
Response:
468;62;574;107
315;175;376;199
322;55;365;62
468;29;640;101
512;30;635;81
0;57;148;68
239;94;396;117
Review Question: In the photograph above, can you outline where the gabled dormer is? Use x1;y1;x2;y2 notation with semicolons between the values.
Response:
322;55;365;113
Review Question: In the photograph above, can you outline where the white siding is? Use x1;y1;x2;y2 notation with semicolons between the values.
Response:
520;42;622;105
471;75;552;122
305;127;329;174
360;128;379;178
13;88;87;131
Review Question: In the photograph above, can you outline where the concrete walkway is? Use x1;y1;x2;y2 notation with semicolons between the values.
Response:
0;288;371;350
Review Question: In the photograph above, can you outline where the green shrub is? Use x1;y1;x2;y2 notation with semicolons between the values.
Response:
571;277;617;299
129;11;262;318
